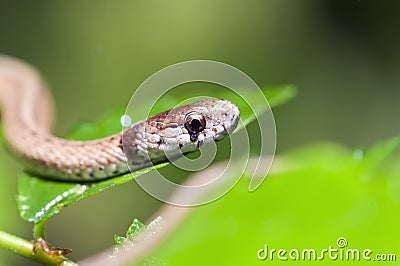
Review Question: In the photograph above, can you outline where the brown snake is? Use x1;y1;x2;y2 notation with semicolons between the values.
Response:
0;55;240;181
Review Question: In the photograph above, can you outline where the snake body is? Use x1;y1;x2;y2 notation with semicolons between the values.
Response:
0;55;240;181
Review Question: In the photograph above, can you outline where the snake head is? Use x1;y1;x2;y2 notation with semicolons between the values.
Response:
140;99;240;160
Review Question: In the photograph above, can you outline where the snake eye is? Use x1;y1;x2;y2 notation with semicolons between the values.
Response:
184;112;206;134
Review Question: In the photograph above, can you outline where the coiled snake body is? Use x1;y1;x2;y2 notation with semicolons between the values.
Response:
0;55;240;181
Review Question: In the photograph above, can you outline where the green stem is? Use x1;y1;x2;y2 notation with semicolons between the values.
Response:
0;230;76;266
33;219;48;239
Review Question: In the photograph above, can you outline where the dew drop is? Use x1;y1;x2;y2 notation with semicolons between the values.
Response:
120;114;132;127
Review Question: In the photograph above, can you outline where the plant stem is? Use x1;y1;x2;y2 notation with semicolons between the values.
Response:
0;230;75;266
33;219;48;239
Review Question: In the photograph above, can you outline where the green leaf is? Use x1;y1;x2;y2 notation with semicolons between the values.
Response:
113;218;146;249
113;235;127;246
67;108;125;141
16;84;295;224
113;217;161;256
17;163;167;223
353;137;400;180
263;84;298;107
142;139;400;265
126;218;145;238
229;85;297;130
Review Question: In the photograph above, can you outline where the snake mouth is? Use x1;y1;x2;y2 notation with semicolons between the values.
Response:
197;139;204;148
222;124;228;134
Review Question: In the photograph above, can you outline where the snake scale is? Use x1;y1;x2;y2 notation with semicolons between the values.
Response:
0;55;240;181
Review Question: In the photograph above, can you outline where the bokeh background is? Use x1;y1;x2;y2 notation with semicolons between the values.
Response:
0;1;399;265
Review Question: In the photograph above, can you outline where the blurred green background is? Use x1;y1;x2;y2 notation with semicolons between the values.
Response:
0;1;399;265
